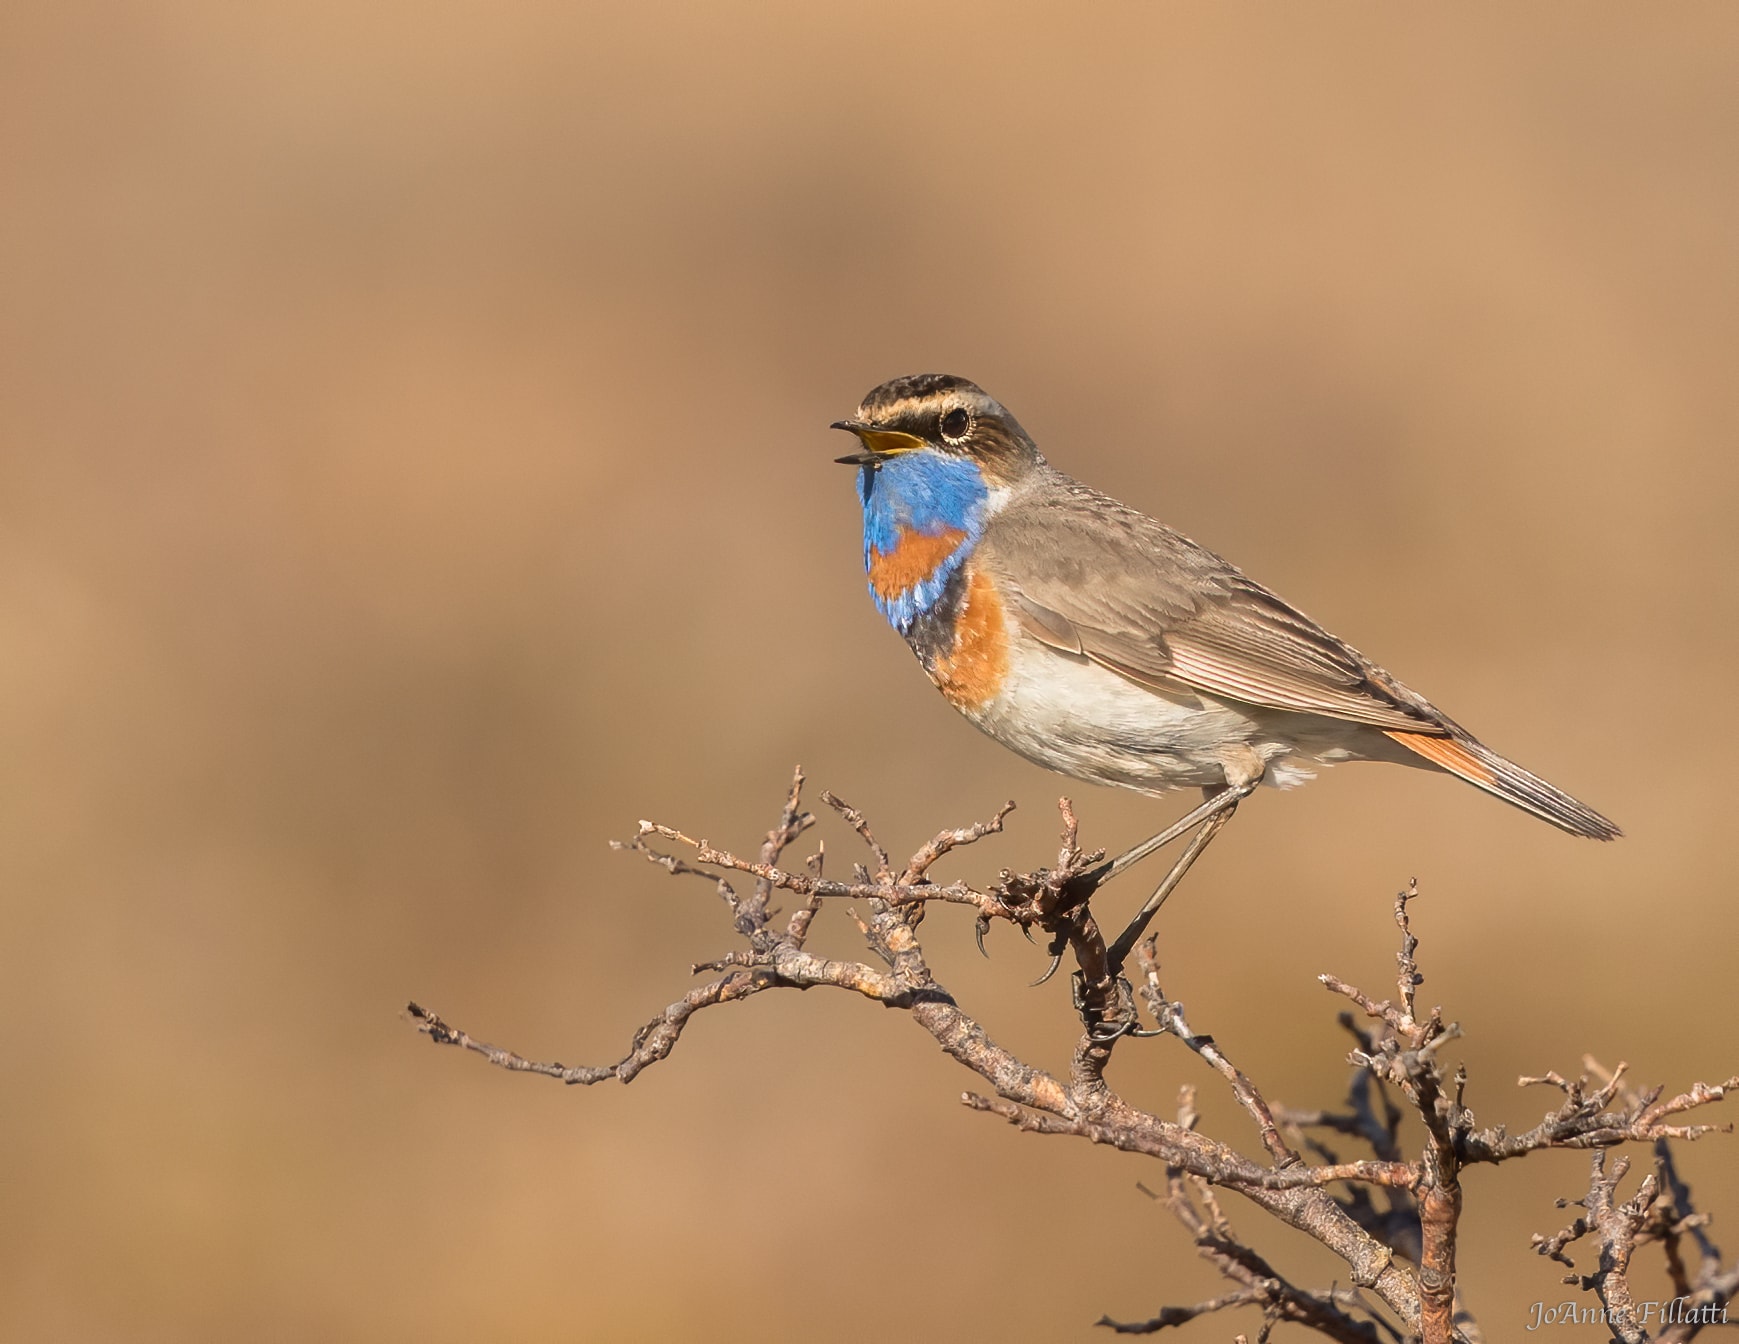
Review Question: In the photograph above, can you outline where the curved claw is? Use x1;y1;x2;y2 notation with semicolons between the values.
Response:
1029;948;1065;987
1020;923;1036;944
974;916;991;959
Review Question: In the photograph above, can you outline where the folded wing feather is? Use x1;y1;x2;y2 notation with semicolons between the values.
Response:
985;475;1456;736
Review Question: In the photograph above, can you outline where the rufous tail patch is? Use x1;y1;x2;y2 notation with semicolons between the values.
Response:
1384;730;1497;786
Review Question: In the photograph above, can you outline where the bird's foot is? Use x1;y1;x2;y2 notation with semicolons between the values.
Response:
1070;971;1158;1043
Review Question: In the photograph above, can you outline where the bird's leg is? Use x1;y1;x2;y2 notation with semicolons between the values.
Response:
1077;781;1249;894
1105;777;1257;975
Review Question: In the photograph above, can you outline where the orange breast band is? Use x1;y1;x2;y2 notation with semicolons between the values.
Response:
869;526;969;599
934;568;1010;710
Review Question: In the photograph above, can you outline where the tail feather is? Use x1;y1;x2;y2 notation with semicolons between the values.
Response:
1383;730;1622;841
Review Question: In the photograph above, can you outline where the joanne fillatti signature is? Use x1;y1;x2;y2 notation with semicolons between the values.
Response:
1527;1297;1729;1330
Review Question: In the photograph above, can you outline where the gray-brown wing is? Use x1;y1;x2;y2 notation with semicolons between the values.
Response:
977;474;1454;735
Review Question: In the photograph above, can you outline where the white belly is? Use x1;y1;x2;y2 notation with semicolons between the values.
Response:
962;637;1367;795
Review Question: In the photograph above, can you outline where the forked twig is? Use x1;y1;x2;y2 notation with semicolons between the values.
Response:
408;771;1736;1343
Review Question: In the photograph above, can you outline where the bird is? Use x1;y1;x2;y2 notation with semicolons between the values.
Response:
832;373;1619;954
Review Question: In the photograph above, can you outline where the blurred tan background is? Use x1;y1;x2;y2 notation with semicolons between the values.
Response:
4;3;1737;1340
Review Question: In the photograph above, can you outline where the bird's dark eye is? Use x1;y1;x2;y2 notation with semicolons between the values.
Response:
939;407;971;443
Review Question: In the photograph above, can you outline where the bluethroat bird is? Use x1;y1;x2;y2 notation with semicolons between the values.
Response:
834;374;1619;959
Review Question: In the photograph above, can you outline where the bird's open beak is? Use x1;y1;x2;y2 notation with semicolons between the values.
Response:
830;420;926;465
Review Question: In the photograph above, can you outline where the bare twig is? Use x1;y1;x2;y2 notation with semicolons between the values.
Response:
1532;1152;1661;1343
408;772;1736;1343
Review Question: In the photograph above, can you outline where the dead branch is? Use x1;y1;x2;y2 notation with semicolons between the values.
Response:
408;769;1736;1342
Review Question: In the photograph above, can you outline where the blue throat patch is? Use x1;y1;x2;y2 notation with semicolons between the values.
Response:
857;451;989;632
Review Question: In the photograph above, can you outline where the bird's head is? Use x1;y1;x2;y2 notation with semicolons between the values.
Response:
831;374;1044;489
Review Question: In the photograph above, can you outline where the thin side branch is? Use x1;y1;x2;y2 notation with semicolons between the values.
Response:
408;772;1736;1344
